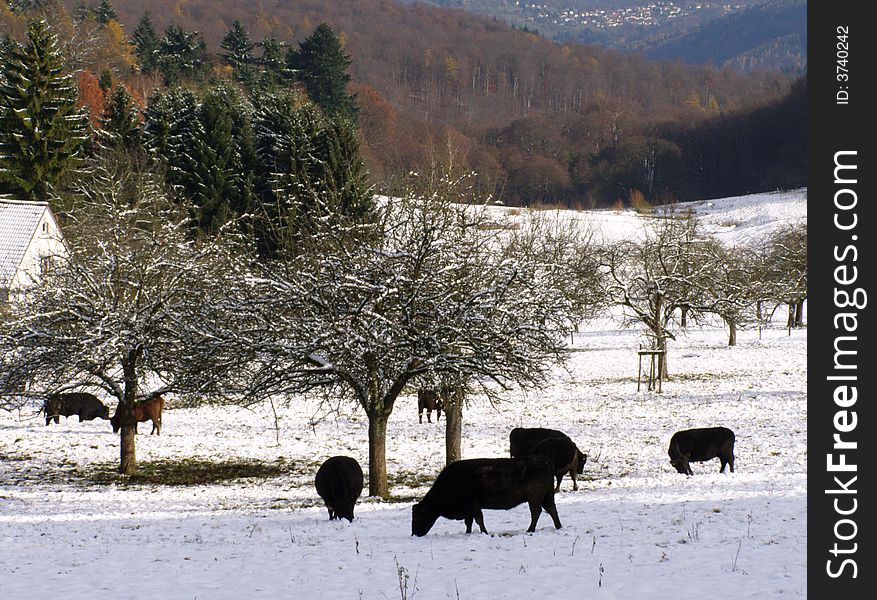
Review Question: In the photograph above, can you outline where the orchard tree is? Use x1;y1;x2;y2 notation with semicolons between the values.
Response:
0;162;247;475
602;214;719;379
0;19;88;202
763;222;807;328
240;188;577;498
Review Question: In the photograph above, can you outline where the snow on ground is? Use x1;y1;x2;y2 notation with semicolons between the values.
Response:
0;190;807;600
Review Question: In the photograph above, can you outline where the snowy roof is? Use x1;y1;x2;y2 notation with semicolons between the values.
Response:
0;198;54;286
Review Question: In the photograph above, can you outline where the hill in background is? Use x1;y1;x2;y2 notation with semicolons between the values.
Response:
417;0;806;73
47;0;805;206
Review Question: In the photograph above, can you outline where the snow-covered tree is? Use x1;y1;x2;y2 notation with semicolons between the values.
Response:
0;19;88;202
220;20;256;85
602;214;719;378
132;12;159;74
762;222;807;328
0;162;247;475
238;183;577;498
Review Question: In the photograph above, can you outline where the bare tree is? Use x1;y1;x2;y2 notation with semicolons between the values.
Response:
602;214;719;378
240;180;576;498
762;223;807;329
0;161;246;474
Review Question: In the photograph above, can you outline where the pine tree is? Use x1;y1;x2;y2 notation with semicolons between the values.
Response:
100;84;141;150
286;23;358;120
220;20;256;86
94;0;117;25
0;20;88;201
132;12;159;74
157;24;208;86
257;36;288;88
251;91;372;256
180;89;242;234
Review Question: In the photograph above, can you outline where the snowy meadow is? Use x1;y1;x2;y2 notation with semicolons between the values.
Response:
0;190;807;600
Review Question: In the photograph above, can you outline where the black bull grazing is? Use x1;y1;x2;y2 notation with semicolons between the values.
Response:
668;427;736;475
509;427;587;491
314;456;364;522
411;456;563;536
43;393;110;425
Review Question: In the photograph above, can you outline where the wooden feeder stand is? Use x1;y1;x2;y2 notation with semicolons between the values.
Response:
637;349;665;393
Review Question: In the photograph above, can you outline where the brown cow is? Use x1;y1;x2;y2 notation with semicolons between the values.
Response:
110;396;164;435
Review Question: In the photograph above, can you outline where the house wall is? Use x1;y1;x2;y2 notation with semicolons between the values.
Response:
9;211;67;294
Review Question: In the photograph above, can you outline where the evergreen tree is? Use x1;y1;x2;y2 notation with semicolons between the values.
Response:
220;20;256;86
100;84;141;150
0;20;88;201
142;87;199;165
251;91;372;257
286;23;358;120
94;0;117;25
132;12;159;74
156;24;209;86
179;88;243;234
257;36;288;88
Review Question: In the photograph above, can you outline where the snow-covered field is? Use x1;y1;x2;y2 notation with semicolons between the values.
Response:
0;190;807;600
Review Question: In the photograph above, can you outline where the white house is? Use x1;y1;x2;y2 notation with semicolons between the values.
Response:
0;199;67;303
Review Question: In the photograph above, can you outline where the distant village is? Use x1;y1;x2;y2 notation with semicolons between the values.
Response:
513;1;746;30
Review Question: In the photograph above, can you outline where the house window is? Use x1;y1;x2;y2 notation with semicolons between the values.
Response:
40;255;54;276
0;287;8;303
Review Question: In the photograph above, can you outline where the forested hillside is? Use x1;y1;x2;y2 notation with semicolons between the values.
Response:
2;0;806;206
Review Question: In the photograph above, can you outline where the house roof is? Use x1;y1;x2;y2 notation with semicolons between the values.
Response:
0;199;53;287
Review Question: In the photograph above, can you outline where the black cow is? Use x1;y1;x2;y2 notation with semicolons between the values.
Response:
528;437;587;492
509;427;587;491
411;456;562;536
668;427;736;475
314;456;364;522
417;389;443;423
43;393;110;425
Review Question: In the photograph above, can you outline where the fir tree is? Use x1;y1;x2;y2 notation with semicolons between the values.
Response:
180;89;243;234
251;91;372;257
132;12;159;74
257;37;288;88
220;20;256;86
94;0;117;25
100;84;141;150
286;23;358;120
0;20;88;201
157;24;209;86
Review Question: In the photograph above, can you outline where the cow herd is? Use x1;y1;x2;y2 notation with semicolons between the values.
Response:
314;423;736;536
39;388;736;536
42;392;164;435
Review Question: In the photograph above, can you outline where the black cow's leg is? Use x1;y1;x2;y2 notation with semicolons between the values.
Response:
729;456;735;472
473;509;488;534
526;499;542;532
541;494;562;530
571;470;578;491
464;516;474;533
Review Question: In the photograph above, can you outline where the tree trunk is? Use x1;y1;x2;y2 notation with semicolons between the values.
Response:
119;350;140;475
680;305;689;328
795;298;805;327
367;411;391;499
727;320;737;347
786;301;796;329
444;389;463;465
